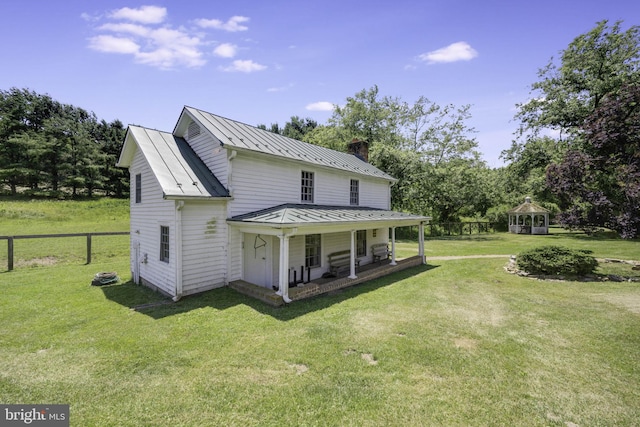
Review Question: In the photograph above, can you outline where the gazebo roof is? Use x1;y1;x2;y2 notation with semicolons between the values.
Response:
509;197;549;214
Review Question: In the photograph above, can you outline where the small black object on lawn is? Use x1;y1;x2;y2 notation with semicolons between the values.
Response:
91;272;119;286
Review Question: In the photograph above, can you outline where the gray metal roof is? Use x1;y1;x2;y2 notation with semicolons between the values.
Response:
229;204;430;226
181;106;395;181
125;126;229;199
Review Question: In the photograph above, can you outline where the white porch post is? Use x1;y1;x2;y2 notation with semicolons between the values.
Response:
530;214;534;234
418;222;426;264
349;229;357;279
390;227;397;266
276;233;292;303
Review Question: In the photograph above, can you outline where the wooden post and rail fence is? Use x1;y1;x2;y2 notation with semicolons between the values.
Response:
0;232;129;271
1;222;497;272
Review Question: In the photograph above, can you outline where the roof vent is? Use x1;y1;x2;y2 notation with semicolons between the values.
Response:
187;122;201;140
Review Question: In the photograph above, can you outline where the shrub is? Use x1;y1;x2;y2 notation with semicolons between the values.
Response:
516;245;598;276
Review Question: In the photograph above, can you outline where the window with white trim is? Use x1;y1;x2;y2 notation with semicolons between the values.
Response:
350;179;359;206
305;234;321;268
160;226;170;263
301;171;314;203
135;173;141;203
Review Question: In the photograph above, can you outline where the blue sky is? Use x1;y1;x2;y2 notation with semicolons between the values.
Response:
1;0;638;167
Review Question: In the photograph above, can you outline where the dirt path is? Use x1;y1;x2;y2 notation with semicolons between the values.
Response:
427;255;511;261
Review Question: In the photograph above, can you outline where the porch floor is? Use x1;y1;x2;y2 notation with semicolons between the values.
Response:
229;255;425;306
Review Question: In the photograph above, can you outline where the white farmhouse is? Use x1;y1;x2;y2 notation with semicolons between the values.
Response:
117;107;430;305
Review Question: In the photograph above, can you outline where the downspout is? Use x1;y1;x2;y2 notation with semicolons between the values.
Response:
174;200;185;301
224;150;237;287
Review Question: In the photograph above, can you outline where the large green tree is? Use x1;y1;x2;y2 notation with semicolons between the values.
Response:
0;87;128;197
305;86;495;221
96;119;128;197
0;88;60;194
515;20;640;142
502;20;640;230
547;83;640;238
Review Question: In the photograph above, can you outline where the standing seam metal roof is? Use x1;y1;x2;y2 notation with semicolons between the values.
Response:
127;125;229;199
229;204;430;225
183;106;396;181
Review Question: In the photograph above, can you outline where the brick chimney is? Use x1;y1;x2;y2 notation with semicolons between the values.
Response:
347;138;369;163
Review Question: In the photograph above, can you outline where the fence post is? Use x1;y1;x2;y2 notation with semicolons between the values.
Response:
86;234;92;264
8;237;13;271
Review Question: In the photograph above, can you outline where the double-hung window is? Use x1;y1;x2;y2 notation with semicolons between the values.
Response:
301;171;314;203
160;226;170;263
350;179;359;206
135;173;141;203
305;234;321;268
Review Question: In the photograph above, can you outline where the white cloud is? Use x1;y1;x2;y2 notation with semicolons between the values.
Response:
267;83;295;92
88;23;204;68
419;41;478;64
109;5;167;24
221;59;266;73
98;23;150;37
87;7;256;70
213;43;237;58
306;101;334;112
195;16;249;32
88;35;139;54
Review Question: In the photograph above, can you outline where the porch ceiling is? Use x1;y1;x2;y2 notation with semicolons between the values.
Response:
227;203;430;233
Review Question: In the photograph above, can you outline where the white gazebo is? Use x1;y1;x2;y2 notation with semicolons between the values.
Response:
508;197;550;235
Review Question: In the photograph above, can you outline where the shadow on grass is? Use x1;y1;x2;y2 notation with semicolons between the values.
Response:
100;264;438;321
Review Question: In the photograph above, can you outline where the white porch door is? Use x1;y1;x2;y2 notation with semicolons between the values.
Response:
244;234;273;288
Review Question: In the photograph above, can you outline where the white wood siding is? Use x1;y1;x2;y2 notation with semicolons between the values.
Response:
180;202;228;295
130;149;177;297
228;152;391;216
186;130;228;188
227;227;243;282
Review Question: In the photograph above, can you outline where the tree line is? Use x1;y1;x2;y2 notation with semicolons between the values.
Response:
0;88;128;198
260;20;640;239
2;20;638;238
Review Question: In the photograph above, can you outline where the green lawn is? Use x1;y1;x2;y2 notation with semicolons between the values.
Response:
0;197;129;270
1;199;639;425
398;227;640;261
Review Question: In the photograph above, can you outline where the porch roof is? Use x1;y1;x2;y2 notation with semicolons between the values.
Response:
228;204;430;228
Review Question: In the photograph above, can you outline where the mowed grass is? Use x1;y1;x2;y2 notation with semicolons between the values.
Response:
397;227;640;261
0;197;130;270
1;198;639;425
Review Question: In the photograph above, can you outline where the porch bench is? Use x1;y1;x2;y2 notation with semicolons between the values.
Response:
327;250;360;276
371;243;390;263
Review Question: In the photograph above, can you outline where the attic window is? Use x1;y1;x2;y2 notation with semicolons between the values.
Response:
187;122;201;140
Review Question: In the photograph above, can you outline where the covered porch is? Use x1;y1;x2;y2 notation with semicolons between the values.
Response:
230;255;425;306
227;204;430;304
